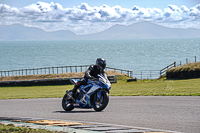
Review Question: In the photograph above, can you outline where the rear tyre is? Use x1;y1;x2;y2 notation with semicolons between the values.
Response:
62;94;74;111
92;91;109;111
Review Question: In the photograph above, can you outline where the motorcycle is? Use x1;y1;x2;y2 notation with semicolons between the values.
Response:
62;74;111;111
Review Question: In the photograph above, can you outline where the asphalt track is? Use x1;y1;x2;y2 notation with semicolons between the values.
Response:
0;96;199;133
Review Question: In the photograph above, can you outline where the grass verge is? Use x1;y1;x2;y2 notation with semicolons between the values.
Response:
0;123;59;133
111;76;200;96
0;76;200;99
168;62;200;73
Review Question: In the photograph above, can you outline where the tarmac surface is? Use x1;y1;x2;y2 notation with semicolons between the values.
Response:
0;96;199;133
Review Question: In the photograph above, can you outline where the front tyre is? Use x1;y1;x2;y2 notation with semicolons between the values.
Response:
62;94;74;111
92;91;109;111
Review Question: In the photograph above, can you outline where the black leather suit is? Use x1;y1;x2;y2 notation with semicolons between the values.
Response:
72;65;105;97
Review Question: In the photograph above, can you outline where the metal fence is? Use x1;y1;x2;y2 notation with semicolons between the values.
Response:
160;62;176;76
133;70;160;79
176;56;199;67
0;65;89;77
1;56;198;80
105;67;133;77
0;65;133;78
160;56;199;77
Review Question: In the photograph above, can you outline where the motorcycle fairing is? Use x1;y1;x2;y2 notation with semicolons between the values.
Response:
74;84;101;108
68;74;111;109
86;83;102;95
70;79;79;85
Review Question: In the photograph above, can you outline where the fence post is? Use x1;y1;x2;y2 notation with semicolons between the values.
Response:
150;71;151;79
186;58;188;64
195;56;196;62
131;71;133;78
174;62;176;67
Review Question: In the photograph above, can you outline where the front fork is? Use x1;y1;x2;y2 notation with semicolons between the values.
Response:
97;90;102;100
66;90;76;103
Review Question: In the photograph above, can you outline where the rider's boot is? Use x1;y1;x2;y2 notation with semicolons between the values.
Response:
72;85;78;99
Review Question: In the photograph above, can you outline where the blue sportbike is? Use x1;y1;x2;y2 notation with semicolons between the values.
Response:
62;74;111;111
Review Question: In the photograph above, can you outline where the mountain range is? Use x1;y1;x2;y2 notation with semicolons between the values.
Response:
0;21;200;41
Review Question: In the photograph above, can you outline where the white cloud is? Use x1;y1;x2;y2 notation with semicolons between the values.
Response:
0;2;200;34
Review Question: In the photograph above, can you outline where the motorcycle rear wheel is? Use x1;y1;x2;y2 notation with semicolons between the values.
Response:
92;91;109;111
62;94;74;111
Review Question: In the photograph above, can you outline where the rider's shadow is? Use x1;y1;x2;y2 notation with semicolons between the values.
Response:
53;110;100;113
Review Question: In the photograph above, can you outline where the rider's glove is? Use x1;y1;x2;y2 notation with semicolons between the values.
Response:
91;77;99;81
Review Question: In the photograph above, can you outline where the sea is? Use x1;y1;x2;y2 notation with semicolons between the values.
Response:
0;38;200;75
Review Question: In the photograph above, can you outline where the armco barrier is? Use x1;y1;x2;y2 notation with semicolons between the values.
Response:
0;75;117;87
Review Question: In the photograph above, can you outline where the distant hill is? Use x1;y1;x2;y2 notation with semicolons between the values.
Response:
82;21;200;40
0;22;200;41
0;24;77;41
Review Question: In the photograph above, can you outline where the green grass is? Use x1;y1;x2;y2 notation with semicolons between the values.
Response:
0;76;200;99
0;85;73;99
111;76;200;96
0;123;59;133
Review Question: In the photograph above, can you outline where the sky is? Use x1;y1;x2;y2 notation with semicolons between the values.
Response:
0;0;200;34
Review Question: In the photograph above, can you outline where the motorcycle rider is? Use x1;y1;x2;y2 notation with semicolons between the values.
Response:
72;58;106;100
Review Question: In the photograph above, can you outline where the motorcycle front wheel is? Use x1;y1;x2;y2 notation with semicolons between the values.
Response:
92;91;109;111
62;94;74;111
